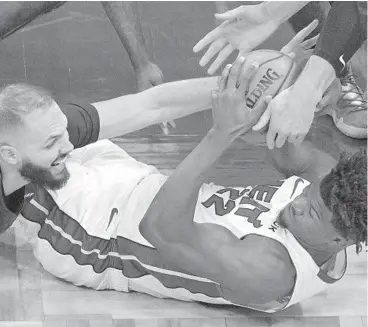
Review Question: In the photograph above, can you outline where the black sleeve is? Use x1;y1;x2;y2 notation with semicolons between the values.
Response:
313;1;367;76
54;98;100;149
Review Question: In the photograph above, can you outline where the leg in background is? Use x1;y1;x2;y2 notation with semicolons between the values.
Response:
0;1;65;40
289;2;366;139
288;1;330;37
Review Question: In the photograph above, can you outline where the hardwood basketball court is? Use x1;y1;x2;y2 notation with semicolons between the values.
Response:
0;2;366;326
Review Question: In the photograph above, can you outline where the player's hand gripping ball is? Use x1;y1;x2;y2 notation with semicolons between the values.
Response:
212;55;276;137
242;49;297;112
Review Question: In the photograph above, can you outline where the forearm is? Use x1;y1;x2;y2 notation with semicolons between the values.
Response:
269;138;337;180
262;1;309;23
292;55;336;109
313;1;367;76
152;77;218;121
94;77;217;139
102;1;150;70
268;140;316;178
0;1;65;39
140;129;260;287
141;128;237;235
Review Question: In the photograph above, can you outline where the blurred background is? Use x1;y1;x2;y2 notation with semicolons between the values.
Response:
0;1;296;102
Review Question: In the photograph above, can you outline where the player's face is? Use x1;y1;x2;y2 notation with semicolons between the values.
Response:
277;181;343;246
17;102;74;190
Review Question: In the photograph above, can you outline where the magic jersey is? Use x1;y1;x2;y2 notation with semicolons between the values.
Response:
17;140;347;313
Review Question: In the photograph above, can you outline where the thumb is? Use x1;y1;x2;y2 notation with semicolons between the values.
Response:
315;99;331;116
211;90;219;108
316;92;331;112
252;96;272;130
317;98;327;110
215;5;247;21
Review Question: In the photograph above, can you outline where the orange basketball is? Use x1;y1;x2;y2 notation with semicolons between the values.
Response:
244;50;298;110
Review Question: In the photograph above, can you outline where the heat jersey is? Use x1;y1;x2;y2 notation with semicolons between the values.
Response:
18;140;346;313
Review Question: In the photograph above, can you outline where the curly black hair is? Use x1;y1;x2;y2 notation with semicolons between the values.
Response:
319;149;367;254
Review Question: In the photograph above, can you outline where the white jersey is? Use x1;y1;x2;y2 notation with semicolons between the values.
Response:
18;140;346;313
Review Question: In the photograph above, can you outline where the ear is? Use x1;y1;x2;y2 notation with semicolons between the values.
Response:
332;236;345;244
0;144;20;165
291;194;309;215
292;204;305;215
332;235;352;248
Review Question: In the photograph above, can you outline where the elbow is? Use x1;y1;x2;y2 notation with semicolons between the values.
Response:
139;211;170;248
139;217;161;247
139;213;157;244
140;209;186;250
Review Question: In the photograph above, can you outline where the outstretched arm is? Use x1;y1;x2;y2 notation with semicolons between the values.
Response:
93;77;217;139
139;58;294;304
193;1;308;74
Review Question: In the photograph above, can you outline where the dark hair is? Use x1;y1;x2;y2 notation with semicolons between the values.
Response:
0;83;54;135
320;149;367;253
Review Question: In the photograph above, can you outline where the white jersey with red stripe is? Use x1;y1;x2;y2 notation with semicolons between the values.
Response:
17;140;346;313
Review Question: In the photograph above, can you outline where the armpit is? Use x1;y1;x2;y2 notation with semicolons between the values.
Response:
218;236;296;306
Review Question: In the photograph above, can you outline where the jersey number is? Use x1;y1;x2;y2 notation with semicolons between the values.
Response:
201;181;285;228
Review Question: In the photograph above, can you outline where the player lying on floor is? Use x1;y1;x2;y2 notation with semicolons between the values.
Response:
1;25;364;313
9;54;366;314
0;19;324;231
140;58;366;312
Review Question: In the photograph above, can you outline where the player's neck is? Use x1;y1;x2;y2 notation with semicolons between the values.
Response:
1;168;28;196
294;235;338;267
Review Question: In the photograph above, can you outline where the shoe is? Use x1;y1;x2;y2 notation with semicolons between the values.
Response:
326;72;367;139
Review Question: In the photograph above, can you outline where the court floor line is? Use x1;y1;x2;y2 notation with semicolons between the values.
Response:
20;11;104;34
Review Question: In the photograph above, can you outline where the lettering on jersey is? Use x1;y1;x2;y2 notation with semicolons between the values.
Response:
202;187;249;216
202;180;286;228
201;194;236;216
217;187;247;200
234;197;268;228
245;68;283;109
269;221;280;232
249;184;277;202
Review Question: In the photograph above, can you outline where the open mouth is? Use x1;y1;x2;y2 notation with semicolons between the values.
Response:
51;157;67;167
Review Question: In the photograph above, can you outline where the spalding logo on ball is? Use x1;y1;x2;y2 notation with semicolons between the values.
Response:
244;49;298;110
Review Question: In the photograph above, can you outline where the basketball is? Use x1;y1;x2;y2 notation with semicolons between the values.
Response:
244;50;298;110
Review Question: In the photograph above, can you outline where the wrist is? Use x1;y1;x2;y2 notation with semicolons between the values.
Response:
134;61;151;72
209;127;239;146
262;1;309;23
293;55;336;102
